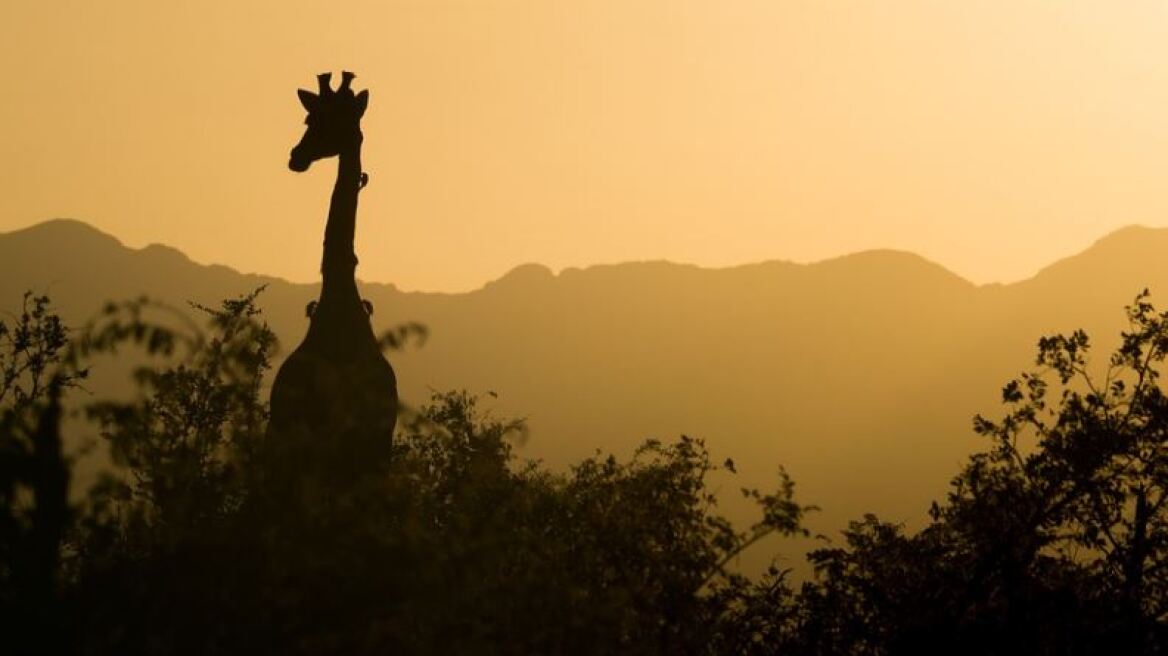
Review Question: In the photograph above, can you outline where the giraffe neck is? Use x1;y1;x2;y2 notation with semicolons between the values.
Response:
320;135;363;304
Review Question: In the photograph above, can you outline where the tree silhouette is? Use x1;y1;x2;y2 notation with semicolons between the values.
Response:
0;294;81;654
5;288;1168;653
0;290;809;654
736;291;1168;654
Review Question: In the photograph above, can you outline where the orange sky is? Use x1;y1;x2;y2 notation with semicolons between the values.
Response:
4;1;1168;292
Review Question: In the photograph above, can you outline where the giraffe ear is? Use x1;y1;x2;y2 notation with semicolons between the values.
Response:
297;89;319;112
355;90;369;117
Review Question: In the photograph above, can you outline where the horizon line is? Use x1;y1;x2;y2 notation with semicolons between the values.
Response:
1;217;1156;295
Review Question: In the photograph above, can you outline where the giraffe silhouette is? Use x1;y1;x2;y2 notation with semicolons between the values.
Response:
268;72;397;477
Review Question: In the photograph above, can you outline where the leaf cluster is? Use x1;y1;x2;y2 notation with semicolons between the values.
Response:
6;289;1168;654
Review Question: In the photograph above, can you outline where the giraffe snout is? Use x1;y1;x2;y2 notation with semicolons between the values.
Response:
289;152;311;172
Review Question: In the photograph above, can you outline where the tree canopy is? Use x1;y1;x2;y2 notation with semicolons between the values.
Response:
1;289;1167;654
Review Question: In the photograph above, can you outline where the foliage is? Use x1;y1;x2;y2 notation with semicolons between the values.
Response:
5;289;1168;653
948;289;1168;650
0;292;86;410
767;290;1168;655
0;290;813;654
80;291;275;545
0;293;81;654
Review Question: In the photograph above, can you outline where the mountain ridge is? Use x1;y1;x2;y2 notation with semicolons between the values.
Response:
9;217;1140;294
4;217;1167;570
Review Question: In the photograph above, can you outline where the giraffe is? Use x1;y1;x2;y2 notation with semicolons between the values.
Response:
268;71;397;478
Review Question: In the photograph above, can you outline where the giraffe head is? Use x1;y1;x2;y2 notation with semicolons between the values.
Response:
289;71;369;172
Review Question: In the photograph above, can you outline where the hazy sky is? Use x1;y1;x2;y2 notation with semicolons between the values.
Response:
4;1;1168;291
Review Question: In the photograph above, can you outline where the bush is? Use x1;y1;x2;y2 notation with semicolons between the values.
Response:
1;291;812;654
6;289;1168;654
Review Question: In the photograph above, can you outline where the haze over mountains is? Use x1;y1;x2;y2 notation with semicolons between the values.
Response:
3;219;1166;546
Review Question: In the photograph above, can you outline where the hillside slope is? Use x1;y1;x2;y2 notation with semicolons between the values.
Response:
3;219;1165;544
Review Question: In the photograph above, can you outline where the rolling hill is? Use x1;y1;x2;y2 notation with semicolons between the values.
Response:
4;218;1167;551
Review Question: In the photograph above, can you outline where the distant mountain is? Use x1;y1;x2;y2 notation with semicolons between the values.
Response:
4;218;1167;553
